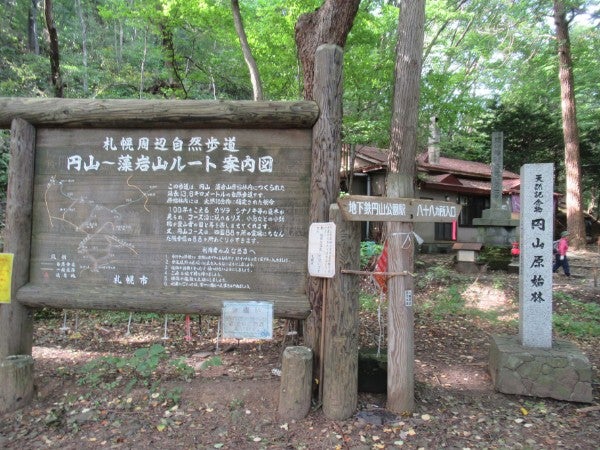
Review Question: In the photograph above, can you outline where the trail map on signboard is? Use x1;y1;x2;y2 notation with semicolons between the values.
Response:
29;128;311;299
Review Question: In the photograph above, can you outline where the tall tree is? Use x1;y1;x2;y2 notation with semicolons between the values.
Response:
43;0;63;97
28;0;40;54
75;0;88;94
554;0;585;247
294;0;360;383
231;0;263;101
295;0;360;100
386;0;425;414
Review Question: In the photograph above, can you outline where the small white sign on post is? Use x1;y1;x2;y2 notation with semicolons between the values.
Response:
308;222;336;278
222;301;273;339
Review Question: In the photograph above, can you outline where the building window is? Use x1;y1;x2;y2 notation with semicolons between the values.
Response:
435;222;453;240
458;195;490;227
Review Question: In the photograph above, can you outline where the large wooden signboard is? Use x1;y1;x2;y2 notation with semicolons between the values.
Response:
18;127;312;318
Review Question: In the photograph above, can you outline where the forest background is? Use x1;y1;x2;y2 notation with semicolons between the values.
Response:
1;0;599;215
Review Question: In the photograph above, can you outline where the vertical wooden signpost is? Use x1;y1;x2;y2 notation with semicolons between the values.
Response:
337;194;461;412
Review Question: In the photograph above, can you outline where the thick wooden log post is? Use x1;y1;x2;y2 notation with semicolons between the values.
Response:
306;44;343;378
322;204;360;420
278;346;313;420
0;119;36;359
0;355;34;414
0;119;36;414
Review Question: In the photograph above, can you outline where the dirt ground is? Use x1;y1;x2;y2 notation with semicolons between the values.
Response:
1;249;599;449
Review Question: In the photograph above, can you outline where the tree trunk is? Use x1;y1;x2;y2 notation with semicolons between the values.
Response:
43;0;64;97
28;0;40;54
554;1;585;248
294;0;360;101
75;0;88;94
159;22;186;98
231;0;263;101
385;0;426;414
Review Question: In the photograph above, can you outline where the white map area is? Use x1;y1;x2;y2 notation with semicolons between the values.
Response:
43;175;156;275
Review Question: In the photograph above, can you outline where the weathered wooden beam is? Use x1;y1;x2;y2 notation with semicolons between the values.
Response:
16;284;311;319
0;98;319;129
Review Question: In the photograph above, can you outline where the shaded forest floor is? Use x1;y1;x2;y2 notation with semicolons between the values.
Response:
1;249;599;449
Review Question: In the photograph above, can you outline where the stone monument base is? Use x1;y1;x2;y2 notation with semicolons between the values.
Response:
489;335;593;403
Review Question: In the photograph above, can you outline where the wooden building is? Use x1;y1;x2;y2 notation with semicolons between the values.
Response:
340;144;521;252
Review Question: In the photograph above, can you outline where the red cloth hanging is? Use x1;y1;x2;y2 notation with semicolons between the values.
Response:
372;240;388;293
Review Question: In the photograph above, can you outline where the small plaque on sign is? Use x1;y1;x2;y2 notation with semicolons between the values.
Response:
308;222;336;278
222;301;273;340
0;253;14;304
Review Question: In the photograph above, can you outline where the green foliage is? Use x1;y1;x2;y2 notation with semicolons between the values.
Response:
1;0;599;205
419;285;465;320
477;246;512;271
200;356;223;369
170;357;195;380
417;263;465;289
0;131;9;203
553;292;600;338
360;240;383;269
359;292;381;312
78;344;194;392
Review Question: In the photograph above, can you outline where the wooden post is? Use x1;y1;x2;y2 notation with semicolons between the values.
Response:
278;346;313;420
306;44;343;372
322;204;360;420
0;119;36;414
385;0;425;414
386;217;415;413
0;355;34;414
0;118;36;359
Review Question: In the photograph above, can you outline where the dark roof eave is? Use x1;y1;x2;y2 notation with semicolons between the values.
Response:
419;182;490;196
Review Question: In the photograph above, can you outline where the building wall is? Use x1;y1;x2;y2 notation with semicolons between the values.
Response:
345;173;518;250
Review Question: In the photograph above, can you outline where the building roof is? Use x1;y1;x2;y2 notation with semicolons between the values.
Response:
351;145;521;196
416;152;520;180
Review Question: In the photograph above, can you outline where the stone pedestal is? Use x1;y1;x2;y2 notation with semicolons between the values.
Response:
473;209;519;246
489;335;593;403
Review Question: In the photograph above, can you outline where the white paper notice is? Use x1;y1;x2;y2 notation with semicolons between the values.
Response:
308;222;336;278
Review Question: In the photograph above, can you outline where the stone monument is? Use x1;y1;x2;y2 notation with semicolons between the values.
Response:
489;163;592;402
473;132;519;245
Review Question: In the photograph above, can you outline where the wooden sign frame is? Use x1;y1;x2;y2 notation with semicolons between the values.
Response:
4;100;319;319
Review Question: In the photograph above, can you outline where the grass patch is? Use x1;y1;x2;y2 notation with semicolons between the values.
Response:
418;285;466;319
360;241;384;268
78;344;194;398
360;292;382;312
553;292;600;338
417;264;466;289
